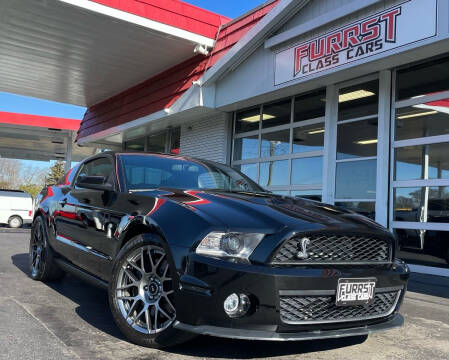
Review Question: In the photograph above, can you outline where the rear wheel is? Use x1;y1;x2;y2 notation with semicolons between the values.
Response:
8;216;22;228
29;216;65;281
109;234;194;348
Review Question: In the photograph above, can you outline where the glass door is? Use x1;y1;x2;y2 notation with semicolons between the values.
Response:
390;56;449;268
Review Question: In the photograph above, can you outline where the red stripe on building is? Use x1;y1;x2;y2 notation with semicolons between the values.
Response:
77;0;279;141
91;0;230;39
0;111;81;131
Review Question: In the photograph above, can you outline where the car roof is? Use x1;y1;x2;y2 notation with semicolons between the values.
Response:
0;190;31;198
81;151;222;167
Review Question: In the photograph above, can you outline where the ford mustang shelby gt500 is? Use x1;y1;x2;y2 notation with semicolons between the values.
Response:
30;152;409;348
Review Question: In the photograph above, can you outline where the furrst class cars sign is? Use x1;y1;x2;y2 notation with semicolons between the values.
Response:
274;0;437;85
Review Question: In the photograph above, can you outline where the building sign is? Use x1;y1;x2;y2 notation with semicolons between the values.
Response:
274;0;437;85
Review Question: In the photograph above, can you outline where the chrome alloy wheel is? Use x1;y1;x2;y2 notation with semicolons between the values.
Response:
116;245;175;334
30;221;44;277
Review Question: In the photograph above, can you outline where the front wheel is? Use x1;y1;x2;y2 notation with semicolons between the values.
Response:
108;234;194;348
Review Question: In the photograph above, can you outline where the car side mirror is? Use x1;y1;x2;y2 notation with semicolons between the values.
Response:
75;175;114;192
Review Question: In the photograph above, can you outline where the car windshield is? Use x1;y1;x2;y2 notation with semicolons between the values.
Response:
119;154;266;193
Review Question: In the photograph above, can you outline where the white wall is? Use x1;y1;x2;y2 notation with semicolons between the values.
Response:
180;113;231;164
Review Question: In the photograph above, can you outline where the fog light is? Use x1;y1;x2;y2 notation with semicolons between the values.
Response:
223;293;250;318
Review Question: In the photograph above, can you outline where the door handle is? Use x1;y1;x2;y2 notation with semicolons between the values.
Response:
59;198;68;207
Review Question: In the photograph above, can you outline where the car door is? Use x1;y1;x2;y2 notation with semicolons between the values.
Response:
62;155;124;280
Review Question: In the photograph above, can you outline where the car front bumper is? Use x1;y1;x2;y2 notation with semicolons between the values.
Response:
174;253;409;340
174;313;404;341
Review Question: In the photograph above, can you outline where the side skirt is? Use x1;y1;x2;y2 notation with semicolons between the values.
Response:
54;258;109;290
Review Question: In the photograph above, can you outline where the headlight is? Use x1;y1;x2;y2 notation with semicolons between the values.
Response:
195;232;265;260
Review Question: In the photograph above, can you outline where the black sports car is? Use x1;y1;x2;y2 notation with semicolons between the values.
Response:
30;152;409;348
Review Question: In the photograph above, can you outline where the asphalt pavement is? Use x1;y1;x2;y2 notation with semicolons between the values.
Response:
1;229;449;360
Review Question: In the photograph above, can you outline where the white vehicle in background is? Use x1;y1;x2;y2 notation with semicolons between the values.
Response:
0;190;33;228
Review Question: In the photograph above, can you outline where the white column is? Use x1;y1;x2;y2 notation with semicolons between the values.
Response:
65;132;73;173
376;70;392;227
322;84;338;204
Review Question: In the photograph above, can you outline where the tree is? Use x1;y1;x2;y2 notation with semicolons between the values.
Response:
19;184;44;198
0;158;21;189
46;161;66;186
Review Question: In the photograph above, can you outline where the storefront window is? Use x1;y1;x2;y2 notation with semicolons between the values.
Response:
291;189;322;202
169;127;180;154
335;160;377;199
232;89;326;195
291;157;322;185
396;56;449;101
394;186;449;222
337;118;378;160
395;229;449;268
335;201;375;220
395;103;449;140
235;107;260;133
262;99;291;129
259;160;289;186
292;124;324;153
125;138;145;151
294;90;326;122
233;135;259;161
235;163;258;182
335;79;379;218
261;130;289;157
147;132;167;153
395;143;449;181
392;57;449;268
338;80;379;121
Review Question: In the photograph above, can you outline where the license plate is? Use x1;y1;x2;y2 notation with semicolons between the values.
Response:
336;278;377;306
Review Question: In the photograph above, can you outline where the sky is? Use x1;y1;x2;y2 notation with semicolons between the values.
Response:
184;0;266;18
0;1;265;172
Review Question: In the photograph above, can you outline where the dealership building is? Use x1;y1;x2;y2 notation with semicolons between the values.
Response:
1;0;449;272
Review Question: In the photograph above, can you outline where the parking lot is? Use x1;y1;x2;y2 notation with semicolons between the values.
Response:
1;228;449;360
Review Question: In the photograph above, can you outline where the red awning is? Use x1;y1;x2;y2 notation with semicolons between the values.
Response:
0;112;81;131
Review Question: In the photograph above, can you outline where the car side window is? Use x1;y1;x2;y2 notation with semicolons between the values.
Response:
76;157;114;187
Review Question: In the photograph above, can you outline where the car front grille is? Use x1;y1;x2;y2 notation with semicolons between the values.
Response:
271;233;392;265
279;289;401;324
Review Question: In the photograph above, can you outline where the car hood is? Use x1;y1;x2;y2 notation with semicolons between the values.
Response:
152;188;386;235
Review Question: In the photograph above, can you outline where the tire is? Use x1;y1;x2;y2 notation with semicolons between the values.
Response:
8;216;23;228
108;233;194;348
29;216;65;281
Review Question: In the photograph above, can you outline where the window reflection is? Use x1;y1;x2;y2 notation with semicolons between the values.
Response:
236;107;260;133
291;157;323;185
233;135;259;161
396;56;449;101
125;138;145;151
394;186;449;223
291;189;322;202
261;130;290;157
338;80;379;121
259;160;289;186
395;143;449;181
235;163;258;182
337;119;378;160
170;127;181;154
262;99;291;128
294;90;326;122
147;132;166;153
335;201;375;220
292;124;324;153
395;102;449;140
395;229;449;268
335;160;377;199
